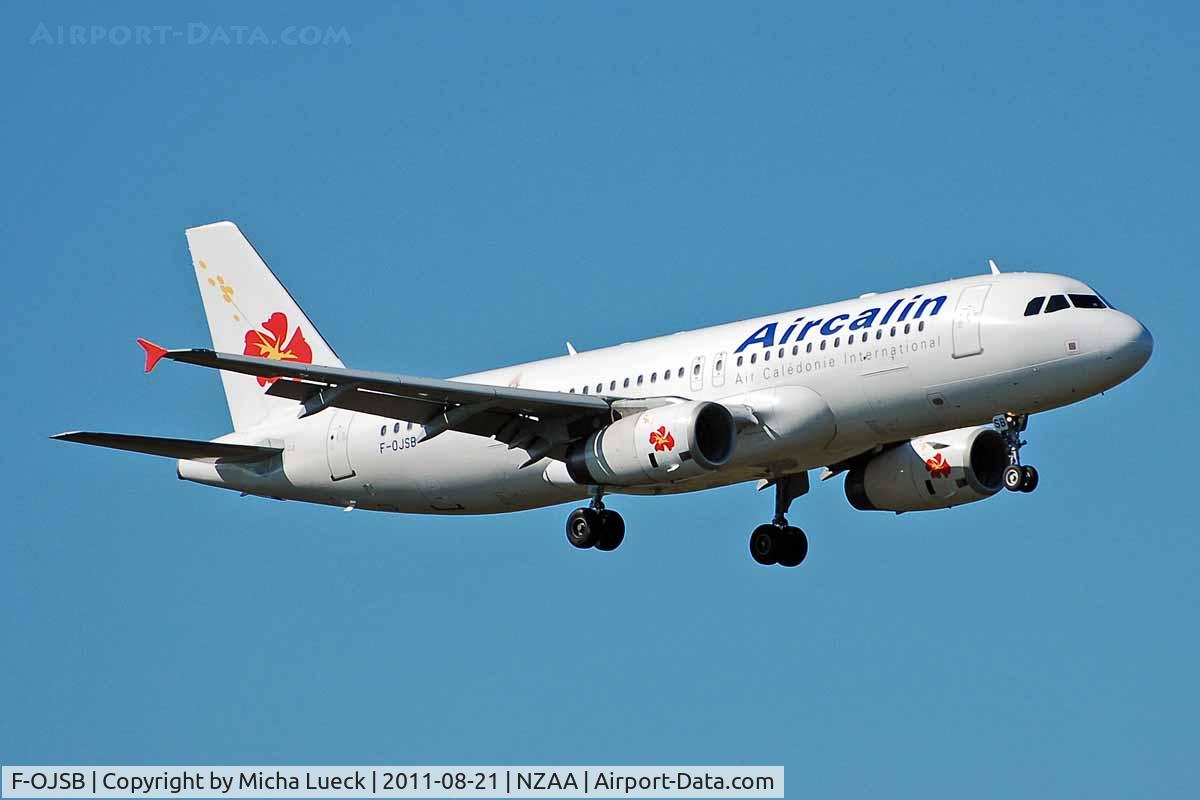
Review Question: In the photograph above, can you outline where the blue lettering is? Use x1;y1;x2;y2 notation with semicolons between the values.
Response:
897;294;922;322
880;298;904;325
735;322;777;353
848;307;879;330
796;318;824;341
778;318;803;344
732;293;948;351
820;314;850;335
914;295;946;318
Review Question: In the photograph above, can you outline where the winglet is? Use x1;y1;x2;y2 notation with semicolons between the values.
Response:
989;258;1001;275
566;341;578;356
136;338;169;373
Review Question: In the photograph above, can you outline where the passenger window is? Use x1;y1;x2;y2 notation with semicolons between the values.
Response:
569;388;576;393
394;422;401;434
716;358;723;370
1069;294;1105;309
764;350;771;361
610;380;616;391
778;347;784;358
820;340;826;351
918;321;925;332
677;367;685;378
848;334;855;344
663;370;671;381
596;383;602;393
890;326;897;337
876;330;882;340
792;345;798;356
904;323;911;334
834;337;840;347
379;425;386;436
1024;296;1045;316
650;373;657;383
623;377;630;388
1045;294;1069;313
582;386;589;394
637;375;644;386
806;342;813;353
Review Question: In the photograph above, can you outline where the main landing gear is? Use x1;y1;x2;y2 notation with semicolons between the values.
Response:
749;472;810;568
996;413;1040;494
565;490;625;552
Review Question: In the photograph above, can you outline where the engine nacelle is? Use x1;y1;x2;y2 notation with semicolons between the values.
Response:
845;425;1008;512
564;401;736;486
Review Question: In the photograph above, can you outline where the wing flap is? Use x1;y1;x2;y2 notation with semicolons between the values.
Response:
265;380;517;437
51;432;282;463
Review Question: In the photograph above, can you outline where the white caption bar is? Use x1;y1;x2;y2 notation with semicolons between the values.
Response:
2;768;783;799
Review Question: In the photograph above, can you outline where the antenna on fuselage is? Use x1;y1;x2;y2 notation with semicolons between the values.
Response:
989;259;1002;275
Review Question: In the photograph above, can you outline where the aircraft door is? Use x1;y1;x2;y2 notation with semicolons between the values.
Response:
690;355;706;392
952;284;991;358
711;352;727;389
326;409;356;481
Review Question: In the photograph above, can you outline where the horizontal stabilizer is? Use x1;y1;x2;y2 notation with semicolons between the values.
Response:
51;431;282;463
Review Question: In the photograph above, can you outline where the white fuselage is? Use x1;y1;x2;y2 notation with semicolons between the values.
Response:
178;272;1152;513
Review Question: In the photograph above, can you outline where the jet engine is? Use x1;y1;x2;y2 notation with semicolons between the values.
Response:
844;425;1008;512
564;400;736;486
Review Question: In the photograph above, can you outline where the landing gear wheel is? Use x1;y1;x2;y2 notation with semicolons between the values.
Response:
566;508;601;549
594;510;626;551
1019;465;1039;493
775;526;809;567
749;524;779;565
1003;465;1025;492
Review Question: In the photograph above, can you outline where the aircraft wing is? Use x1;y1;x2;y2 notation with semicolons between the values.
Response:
138;341;613;459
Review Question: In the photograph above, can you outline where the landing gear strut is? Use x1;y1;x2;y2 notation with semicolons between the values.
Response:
749;472;810;567
565;489;625;552
995;413;1039;493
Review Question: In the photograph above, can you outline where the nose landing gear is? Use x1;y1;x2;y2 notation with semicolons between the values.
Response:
996;413;1039;493
565;490;625;552
749;472;810;567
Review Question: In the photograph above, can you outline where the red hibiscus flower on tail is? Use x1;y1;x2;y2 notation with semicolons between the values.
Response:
649;426;676;452
924;452;952;479
243;312;313;386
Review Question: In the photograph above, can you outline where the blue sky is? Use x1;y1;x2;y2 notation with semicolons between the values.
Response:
3;1;1197;796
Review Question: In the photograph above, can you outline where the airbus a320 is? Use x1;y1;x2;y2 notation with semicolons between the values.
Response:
54;221;1153;567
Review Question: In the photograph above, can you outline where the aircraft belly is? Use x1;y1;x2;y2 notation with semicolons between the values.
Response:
353;424;583;514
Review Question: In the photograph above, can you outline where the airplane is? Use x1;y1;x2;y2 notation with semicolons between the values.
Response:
53;221;1153;567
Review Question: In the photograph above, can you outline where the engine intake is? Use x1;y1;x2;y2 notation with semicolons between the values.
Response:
565;401;736;486
845;425;1008;512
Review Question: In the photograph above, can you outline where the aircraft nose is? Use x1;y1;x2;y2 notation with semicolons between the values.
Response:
1108;313;1153;377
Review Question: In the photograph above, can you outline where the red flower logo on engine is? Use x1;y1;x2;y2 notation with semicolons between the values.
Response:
243;312;313;386
649;426;676;452
924;452;952;479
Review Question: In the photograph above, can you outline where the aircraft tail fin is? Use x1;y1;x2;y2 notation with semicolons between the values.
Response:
185;221;344;431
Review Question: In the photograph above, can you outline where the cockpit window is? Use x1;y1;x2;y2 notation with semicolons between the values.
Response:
1024;297;1045;316
1069;294;1106;309
1044;294;1069;313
